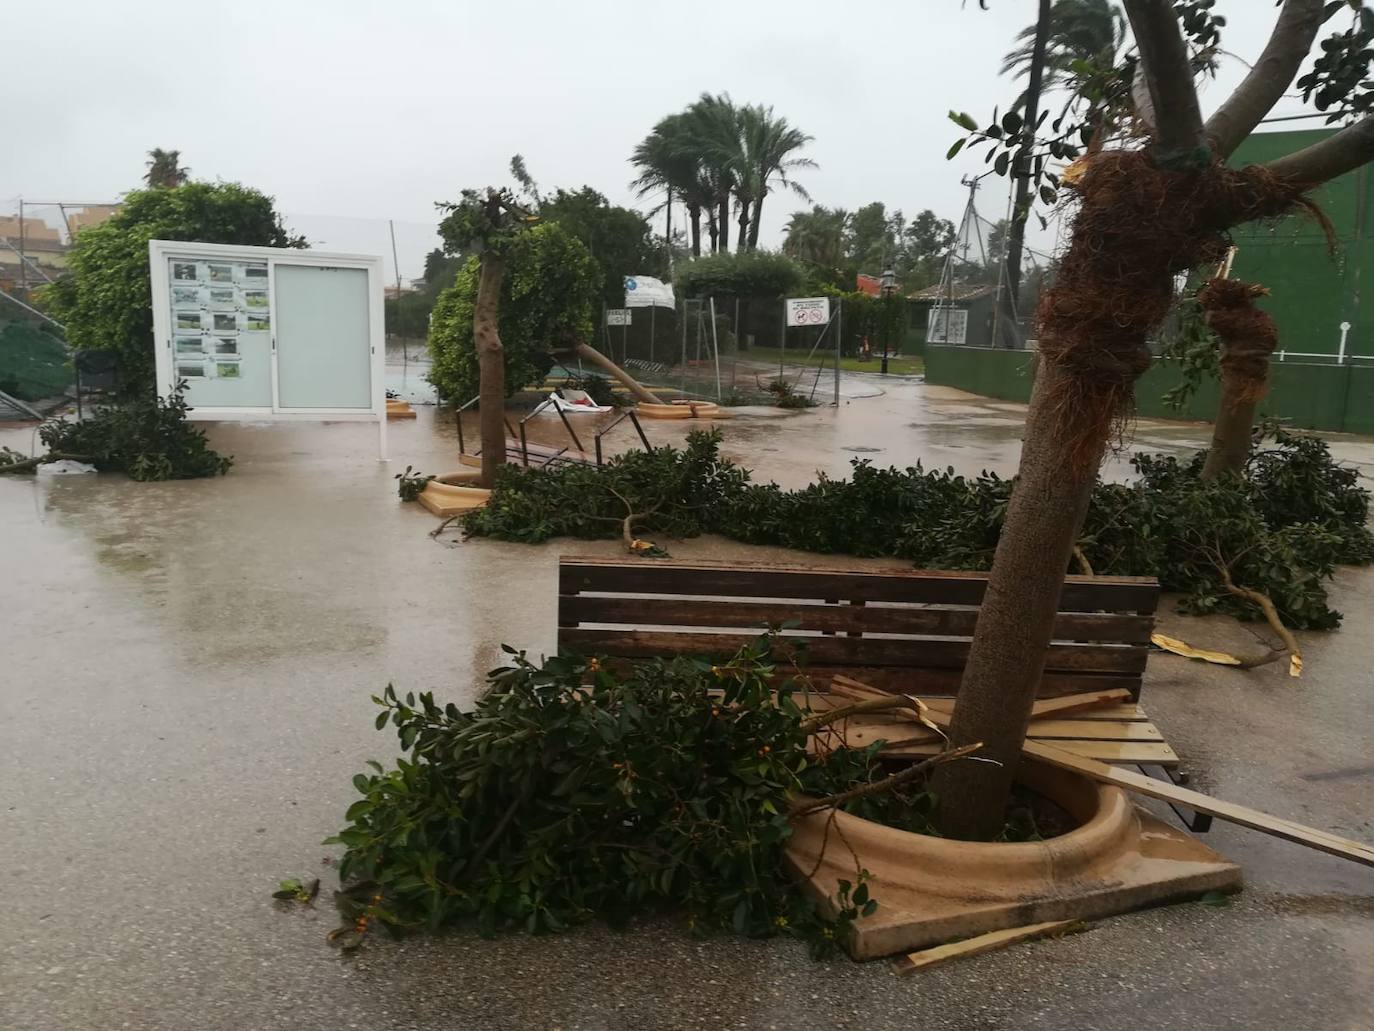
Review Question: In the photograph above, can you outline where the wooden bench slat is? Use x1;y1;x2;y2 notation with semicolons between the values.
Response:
886;739;1181;767
559;595;1154;644
558;628;1150;675
559;558;1160;614
831;718;1165;749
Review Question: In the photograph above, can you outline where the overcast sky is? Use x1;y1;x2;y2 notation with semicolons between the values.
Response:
3;1;1330;283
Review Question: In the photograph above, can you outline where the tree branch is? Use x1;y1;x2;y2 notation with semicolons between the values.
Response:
0;452;92;475
788;743;986;819
1218;567;1303;668
1204;0;1328;159
1264;116;1374;185
1123;0;1206;162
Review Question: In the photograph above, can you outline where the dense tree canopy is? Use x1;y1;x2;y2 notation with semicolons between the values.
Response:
540;187;666;310
426;222;600;401
44;181;303;396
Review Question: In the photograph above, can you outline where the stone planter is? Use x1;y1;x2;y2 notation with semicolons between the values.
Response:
786;758;1242;960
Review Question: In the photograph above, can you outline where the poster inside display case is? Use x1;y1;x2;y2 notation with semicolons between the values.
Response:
149;239;387;459
162;256;271;408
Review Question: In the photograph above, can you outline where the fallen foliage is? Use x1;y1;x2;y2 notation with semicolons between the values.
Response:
463;426;1372;631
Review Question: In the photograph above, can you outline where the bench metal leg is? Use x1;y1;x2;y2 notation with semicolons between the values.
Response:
1137;763;1213;833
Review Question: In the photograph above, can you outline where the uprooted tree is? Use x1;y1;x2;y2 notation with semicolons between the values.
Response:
933;0;1374;841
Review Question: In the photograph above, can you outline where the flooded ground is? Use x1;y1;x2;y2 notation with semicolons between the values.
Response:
2;374;1372;1030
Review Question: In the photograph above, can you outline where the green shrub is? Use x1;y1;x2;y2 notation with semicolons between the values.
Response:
426;223;601;402
463;427;1372;631
328;640;880;954
674;250;805;299
38;385;231;481
43;182;302;397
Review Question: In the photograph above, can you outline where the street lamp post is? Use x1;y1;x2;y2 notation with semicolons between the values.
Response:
880;268;896;375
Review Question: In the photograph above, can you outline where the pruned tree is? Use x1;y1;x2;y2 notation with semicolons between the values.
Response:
436;187;539;488
933;0;1374;841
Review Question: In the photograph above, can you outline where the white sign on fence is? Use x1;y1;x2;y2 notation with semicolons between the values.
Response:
606;309;632;326
927;306;968;345
785;296;831;327
624;275;676;308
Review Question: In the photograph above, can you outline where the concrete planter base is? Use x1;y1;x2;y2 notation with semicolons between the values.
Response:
786;758;1241;960
416;473;491;517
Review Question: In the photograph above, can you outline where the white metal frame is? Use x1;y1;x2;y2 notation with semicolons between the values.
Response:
149;239;387;460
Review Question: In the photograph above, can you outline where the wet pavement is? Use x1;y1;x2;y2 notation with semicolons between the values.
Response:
2;375;1372;1031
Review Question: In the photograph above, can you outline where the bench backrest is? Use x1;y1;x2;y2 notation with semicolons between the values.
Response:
557;556;1159;699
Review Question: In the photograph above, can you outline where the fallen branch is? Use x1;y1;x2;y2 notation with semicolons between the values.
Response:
789;743;985;819
1072;544;1094;576
0;451;92;475
1218;567;1302;676
799;695;927;733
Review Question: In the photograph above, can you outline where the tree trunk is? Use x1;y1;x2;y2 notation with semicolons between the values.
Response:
997;0;1051;350
473;253;507;489
665;186;673;248
737;201;750;254
1200;369;1258;480
749;197;764;249
931;360;1100;841
689;206;702;257
706;209;719;254
718;199;731;252
572;342;665;405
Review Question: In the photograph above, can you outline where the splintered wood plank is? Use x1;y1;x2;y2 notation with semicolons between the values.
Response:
1027;689;1134;719
1023;740;1374;869
557;558;1160;612
892;920;1082;975
793;666;1142;700
1027;720;1164;741
830;717;1164;748
881;739;1181;767
910;697;1147;721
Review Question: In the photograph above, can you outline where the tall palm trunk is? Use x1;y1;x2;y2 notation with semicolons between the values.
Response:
689;205;702;257
998;0;1051;349
665;186;673;249
474;254;507;489
748;197;764;249
737;199;751;253
718;199;731;252
706;209;719;253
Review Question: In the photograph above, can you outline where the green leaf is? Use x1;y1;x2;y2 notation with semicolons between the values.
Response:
1000;111;1023;135
946;138;966;160
994;152;1010;176
949;110;979;131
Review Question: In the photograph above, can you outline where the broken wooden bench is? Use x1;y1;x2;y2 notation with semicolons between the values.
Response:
556;556;1217;830
557;556;1187;764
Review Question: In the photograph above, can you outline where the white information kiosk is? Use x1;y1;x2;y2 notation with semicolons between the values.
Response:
148;239;388;459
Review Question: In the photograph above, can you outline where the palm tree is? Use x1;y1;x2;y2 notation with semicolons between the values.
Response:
682;93;742;253
1001;0;1126;97
782;206;850;270
630;114;712;256
144;148;190;189
739;105;815;251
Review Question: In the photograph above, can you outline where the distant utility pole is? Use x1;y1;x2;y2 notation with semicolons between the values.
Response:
18;197;26;292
